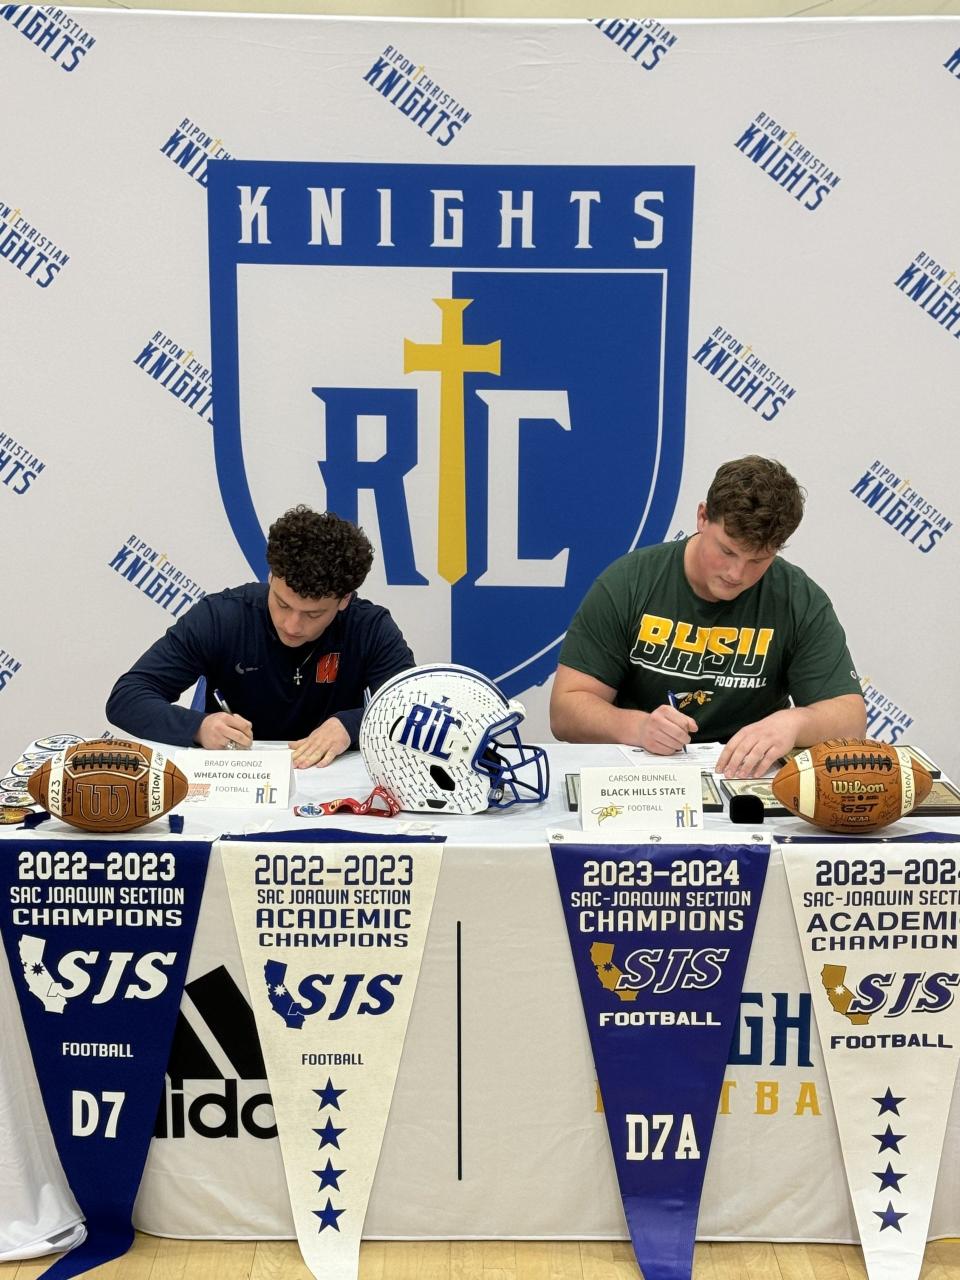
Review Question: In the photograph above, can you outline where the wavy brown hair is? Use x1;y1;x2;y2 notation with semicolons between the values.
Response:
704;456;805;552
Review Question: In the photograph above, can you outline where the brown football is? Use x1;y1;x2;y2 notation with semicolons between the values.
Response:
26;738;189;833
771;738;932;834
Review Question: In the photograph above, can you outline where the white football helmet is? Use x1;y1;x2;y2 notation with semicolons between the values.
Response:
360;664;550;814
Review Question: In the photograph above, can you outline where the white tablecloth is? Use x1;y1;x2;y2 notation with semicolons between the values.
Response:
4;744;959;1252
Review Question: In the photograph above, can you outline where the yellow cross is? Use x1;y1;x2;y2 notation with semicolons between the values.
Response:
742;345;752;358
413;64;424;80
404;298;500;584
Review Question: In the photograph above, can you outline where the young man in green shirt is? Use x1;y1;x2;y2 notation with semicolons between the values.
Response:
550;456;866;779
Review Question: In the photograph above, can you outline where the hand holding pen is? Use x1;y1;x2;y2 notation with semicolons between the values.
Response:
195;689;253;751
634;693;697;755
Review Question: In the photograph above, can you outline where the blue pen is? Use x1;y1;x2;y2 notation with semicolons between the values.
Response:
666;690;688;754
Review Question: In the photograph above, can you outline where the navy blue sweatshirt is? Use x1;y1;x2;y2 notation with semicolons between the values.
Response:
105;583;414;749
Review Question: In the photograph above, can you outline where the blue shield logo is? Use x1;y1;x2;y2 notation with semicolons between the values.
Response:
206;161;693;694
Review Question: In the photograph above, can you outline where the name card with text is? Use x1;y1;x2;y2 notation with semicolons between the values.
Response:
579;765;704;833
176;749;294;807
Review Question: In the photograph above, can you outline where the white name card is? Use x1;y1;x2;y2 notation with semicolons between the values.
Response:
579;765;703;833
175;749;294;807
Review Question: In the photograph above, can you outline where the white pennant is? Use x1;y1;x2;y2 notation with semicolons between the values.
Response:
222;838;443;1280
782;840;960;1280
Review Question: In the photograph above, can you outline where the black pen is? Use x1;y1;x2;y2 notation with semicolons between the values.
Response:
213;689;243;751
666;690;688;754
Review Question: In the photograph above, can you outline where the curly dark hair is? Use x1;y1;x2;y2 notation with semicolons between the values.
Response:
266;507;374;599
704;456;806;552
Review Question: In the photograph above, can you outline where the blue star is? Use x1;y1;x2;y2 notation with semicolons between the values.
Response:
873;1124;905;1153
312;1198;345;1232
314;1118;346;1149
314;1159;346;1191
314;1077;346;1111
873;1163;906;1193
873;1087;906;1115
874;1201;907;1232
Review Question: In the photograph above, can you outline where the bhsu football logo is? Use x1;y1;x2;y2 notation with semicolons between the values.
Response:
206;161;694;696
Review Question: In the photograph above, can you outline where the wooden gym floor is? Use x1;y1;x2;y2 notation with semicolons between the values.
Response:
4;1236;960;1280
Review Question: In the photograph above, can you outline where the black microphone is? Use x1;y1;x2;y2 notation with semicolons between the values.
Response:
729;793;765;825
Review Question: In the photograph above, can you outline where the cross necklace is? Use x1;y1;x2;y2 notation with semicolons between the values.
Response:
292;649;317;686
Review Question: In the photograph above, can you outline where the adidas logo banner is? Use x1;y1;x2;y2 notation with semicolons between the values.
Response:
0;837;212;1280
782;841;960;1280
155;960;276;1144
220;830;444;1280
549;832;770;1280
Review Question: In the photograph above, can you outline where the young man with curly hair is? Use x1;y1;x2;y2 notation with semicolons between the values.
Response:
107;507;413;767
550;456;866;779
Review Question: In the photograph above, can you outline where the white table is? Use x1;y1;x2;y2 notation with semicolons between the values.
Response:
4;744;960;1253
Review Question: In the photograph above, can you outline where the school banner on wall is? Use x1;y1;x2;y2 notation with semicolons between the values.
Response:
0;837;211;1279
782;841;960;1280
550;832;769;1280
221;831;443;1280
1;11;959;782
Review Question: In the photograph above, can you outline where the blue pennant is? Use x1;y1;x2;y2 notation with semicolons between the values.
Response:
0;837;211;1280
550;838;769;1280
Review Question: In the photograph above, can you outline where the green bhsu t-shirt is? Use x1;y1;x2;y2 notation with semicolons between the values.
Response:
559;538;861;743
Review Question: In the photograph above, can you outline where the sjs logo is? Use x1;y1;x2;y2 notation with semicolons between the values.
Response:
845;970;959;1020
264;959;401;1028
18;933;175;1013
616;947;729;993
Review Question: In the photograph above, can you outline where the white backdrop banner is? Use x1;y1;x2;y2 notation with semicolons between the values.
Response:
1;11;958;778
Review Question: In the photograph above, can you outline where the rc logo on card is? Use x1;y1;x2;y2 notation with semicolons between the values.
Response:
206;161;694;694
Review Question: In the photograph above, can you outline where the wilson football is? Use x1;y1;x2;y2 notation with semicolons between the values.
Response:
771;739;932;834
26;738;189;833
